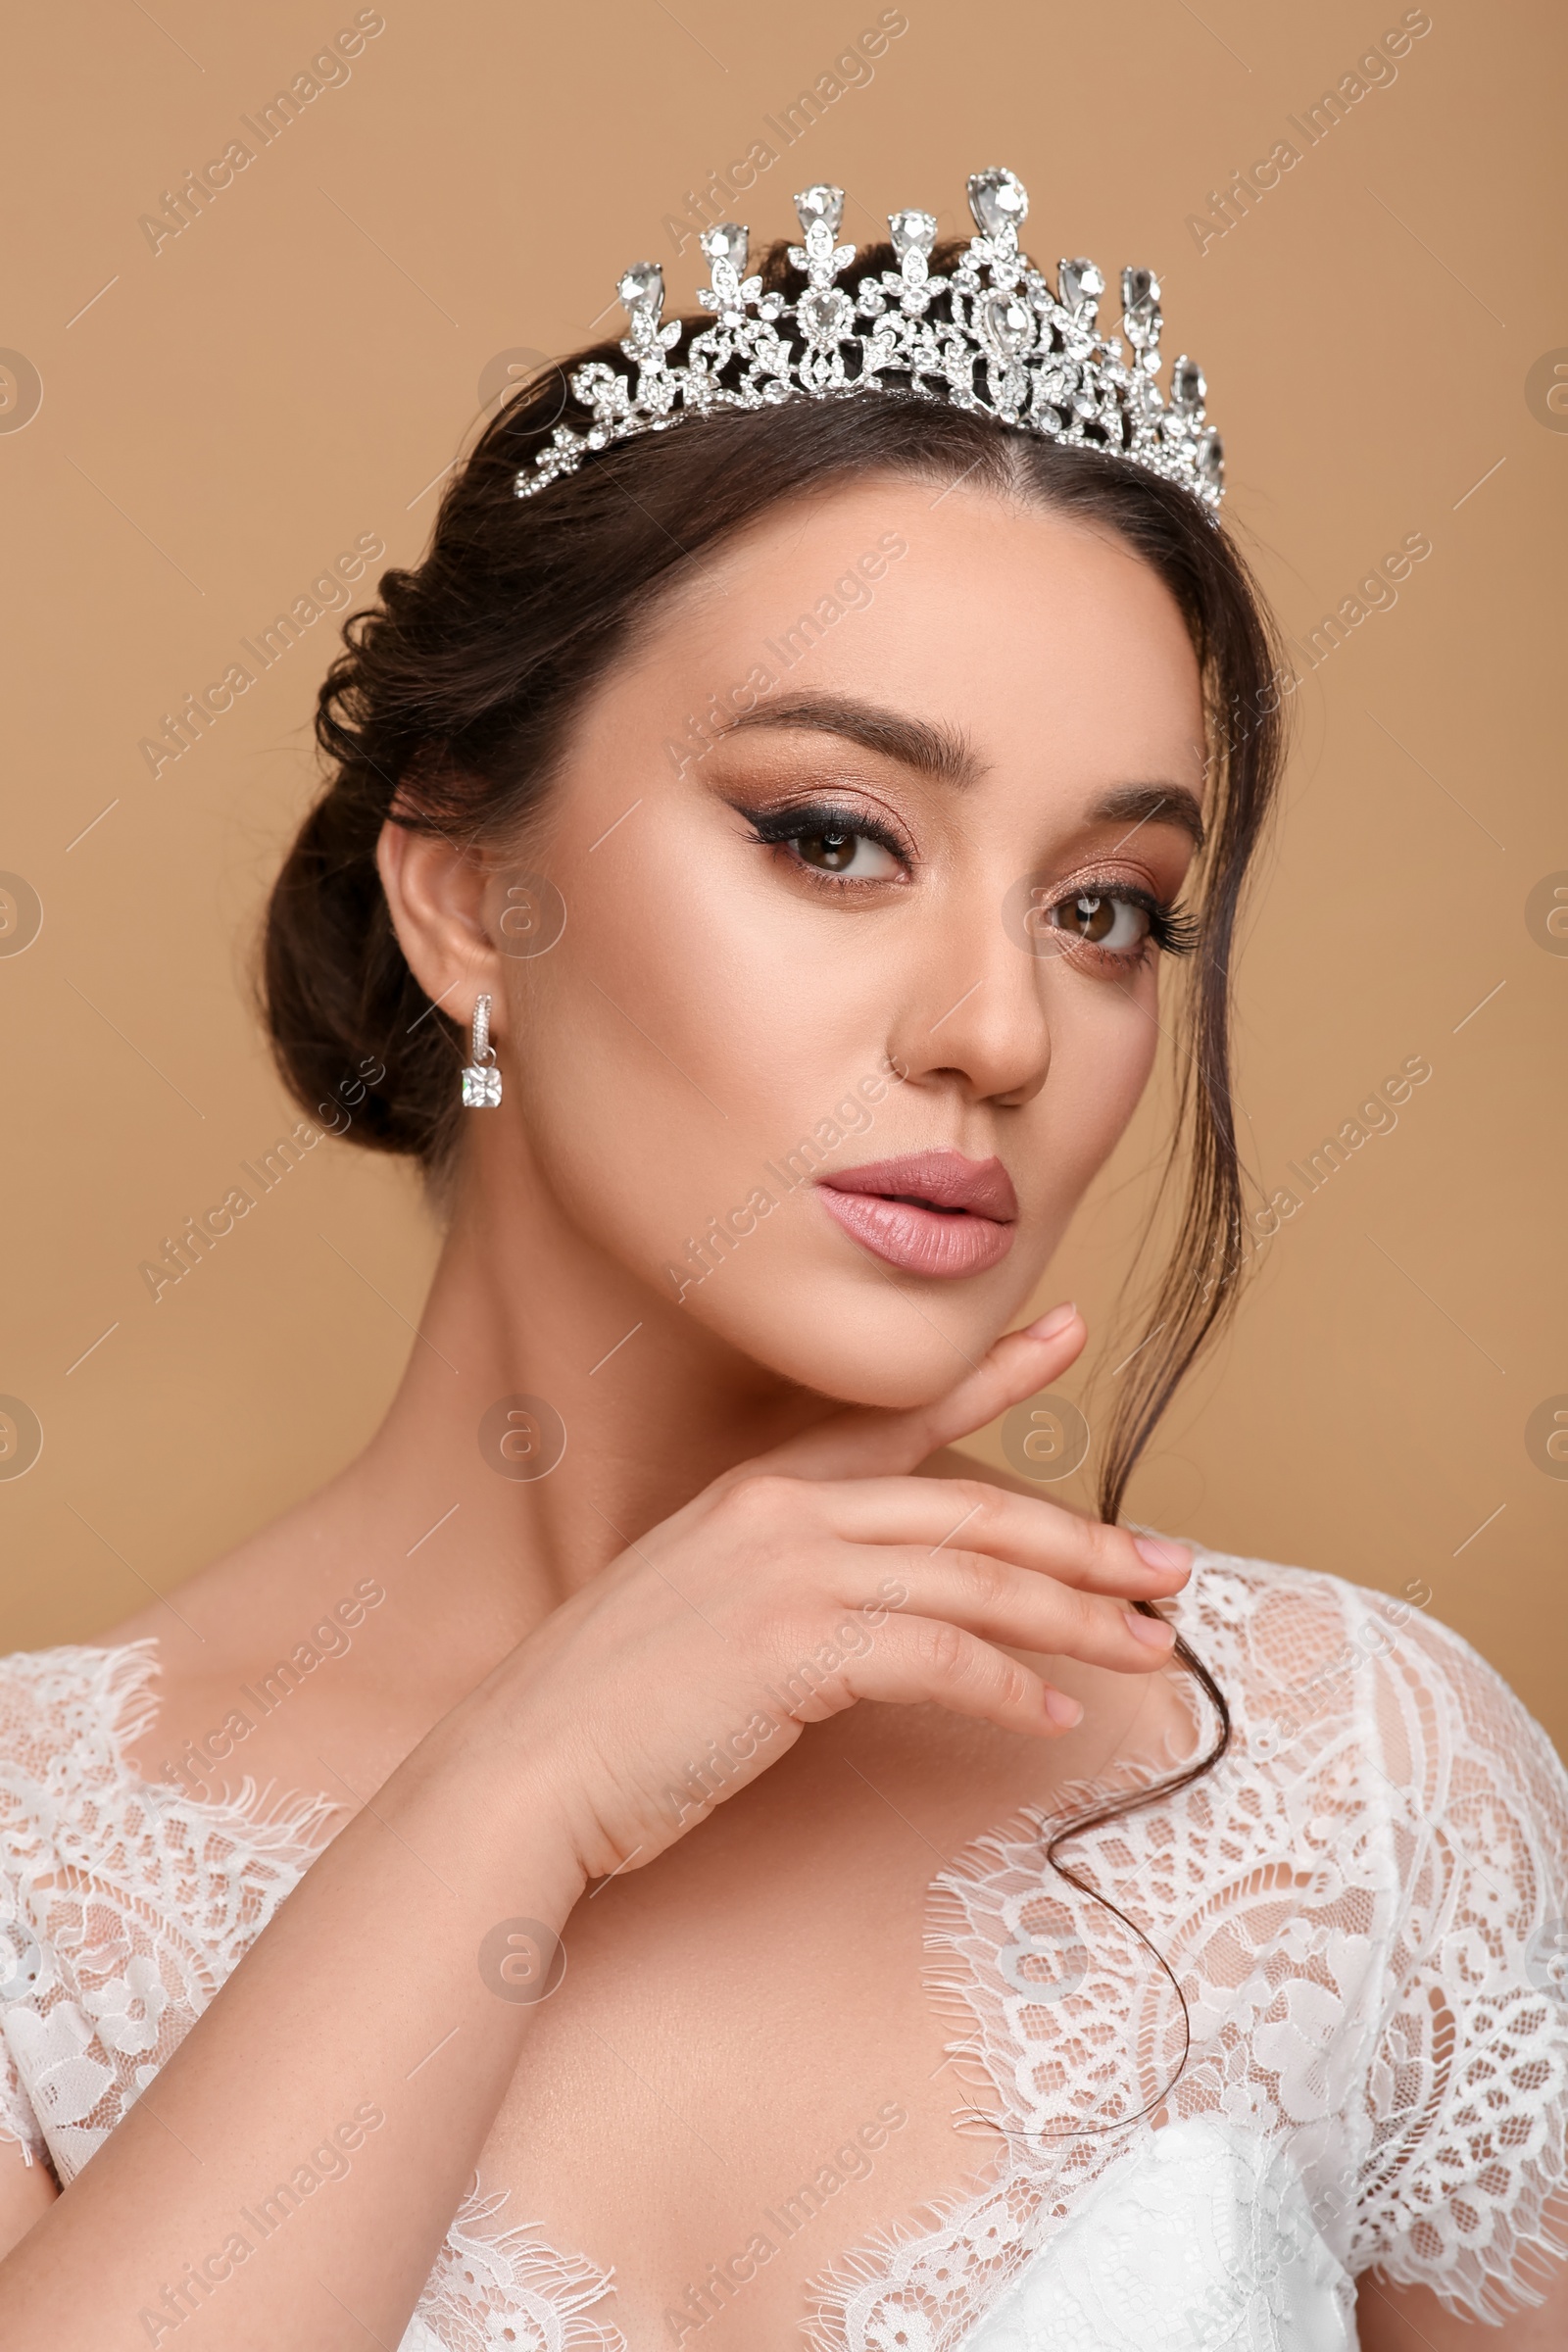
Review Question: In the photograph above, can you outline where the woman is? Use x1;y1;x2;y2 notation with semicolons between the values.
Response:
0;172;1562;2351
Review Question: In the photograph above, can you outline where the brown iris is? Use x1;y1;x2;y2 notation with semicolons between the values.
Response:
797;829;858;871
1056;892;1116;942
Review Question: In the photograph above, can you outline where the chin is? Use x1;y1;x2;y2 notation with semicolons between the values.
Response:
682;1255;1030;1411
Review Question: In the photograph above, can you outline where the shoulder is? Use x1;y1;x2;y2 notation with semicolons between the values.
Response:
0;1642;173;1905
1171;1541;1568;1897
0;1644;168;2173
930;1457;1566;1809
0;1640;163;1792
1175;1540;1560;1751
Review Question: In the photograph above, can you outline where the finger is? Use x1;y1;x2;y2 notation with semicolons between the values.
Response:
758;1301;1087;1485
778;1614;1083;1737
809;1477;1192;1595
832;1544;1179;1675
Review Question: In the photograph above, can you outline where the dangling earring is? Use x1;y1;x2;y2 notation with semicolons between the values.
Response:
461;994;503;1107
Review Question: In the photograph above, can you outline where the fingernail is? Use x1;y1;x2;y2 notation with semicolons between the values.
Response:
1025;1300;1078;1342
1044;1687;1084;1727
1125;1610;1175;1649
1133;1536;1191;1576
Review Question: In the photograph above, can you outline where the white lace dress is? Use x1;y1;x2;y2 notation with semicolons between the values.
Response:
1;1548;1565;2350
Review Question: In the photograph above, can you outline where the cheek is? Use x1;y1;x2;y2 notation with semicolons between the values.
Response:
1019;971;1163;1238
507;813;869;1266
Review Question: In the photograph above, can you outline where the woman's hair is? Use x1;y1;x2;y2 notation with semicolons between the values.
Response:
263;235;1288;1544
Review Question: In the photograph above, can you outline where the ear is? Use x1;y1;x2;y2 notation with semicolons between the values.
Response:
375;818;504;1038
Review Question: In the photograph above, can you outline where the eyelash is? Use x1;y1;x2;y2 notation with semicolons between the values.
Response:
738;801;1199;965
1061;880;1201;965
741;800;909;871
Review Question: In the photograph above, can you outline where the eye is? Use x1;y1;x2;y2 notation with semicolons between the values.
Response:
738;801;909;887
1051;891;1152;955
791;825;901;879
1036;880;1199;966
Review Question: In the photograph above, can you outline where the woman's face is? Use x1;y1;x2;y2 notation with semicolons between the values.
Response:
480;472;1207;1408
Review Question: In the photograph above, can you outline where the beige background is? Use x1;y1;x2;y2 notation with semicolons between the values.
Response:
2;0;1563;1744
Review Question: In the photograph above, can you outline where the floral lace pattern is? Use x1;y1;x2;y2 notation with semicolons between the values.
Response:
0;1552;1564;2351
957;2116;1356;2351
0;1641;623;2350
803;1554;1568;2348
398;2182;625;2351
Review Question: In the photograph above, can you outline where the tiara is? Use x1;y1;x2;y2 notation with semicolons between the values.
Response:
514;167;1223;512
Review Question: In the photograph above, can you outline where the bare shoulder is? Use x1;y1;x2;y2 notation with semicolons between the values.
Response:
83;1490;410;1812
94;1504;322;1713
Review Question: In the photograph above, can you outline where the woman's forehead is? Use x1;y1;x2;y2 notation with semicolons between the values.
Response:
599;474;1208;788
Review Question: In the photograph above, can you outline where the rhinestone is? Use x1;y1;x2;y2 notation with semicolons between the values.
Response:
462;1064;503;1108
794;183;845;236
967;168;1028;238
1057;258;1104;316
1121;267;1161;328
889;208;937;258
983;291;1032;355
1171;355;1205;415
515;170;1223;513
799;286;852;343
616;261;663;318
701;221;749;271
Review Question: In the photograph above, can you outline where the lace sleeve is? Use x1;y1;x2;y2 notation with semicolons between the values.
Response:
0;1891;47;2173
0;1642;339;2187
1352;1600;1568;2319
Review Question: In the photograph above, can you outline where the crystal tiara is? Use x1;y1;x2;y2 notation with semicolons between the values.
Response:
514;167;1223;511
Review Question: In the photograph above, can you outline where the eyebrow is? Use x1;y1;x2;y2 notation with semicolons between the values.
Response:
715;691;1206;852
717;693;981;785
1086;782;1206;854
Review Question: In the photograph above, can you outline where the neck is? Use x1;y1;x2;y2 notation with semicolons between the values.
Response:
313;1127;835;1655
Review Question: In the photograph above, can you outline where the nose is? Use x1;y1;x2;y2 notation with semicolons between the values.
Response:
888;895;1054;1108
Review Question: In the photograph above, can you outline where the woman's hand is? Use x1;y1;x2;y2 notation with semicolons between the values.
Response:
0;1303;1188;2351
485;1303;1192;1883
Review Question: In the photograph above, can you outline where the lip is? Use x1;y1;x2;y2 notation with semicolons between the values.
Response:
814;1151;1018;1279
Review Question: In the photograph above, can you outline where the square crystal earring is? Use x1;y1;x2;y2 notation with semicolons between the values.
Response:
461;994;503;1107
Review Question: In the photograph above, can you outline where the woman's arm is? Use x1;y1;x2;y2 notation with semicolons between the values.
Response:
0;1313;1187;2348
0;2146;55;2253
0;1683;589;2348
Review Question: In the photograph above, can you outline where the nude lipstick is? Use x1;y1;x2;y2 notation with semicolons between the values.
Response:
813;1151;1018;1278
